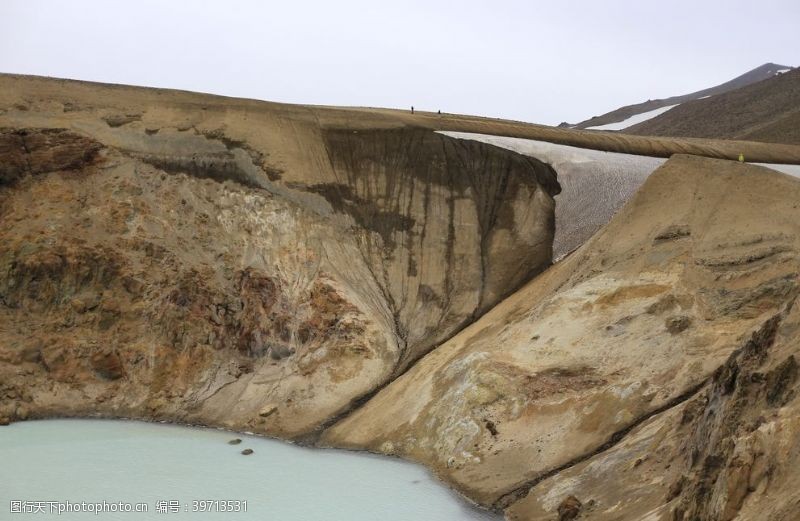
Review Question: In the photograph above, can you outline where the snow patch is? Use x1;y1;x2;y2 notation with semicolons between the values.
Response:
585;104;680;131
755;163;800;179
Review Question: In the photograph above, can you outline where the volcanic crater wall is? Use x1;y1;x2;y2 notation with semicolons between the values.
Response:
0;75;560;444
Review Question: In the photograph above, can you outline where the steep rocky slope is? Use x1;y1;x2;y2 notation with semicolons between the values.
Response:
569;63;794;130
506;304;800;521
0;79;560;439
629;68;800;145
324;155;800;518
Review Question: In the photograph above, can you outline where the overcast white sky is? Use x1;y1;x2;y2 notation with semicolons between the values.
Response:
1;0;797;125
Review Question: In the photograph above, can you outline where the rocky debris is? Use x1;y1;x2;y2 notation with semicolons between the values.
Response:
240;448;254;456
228;438;242;445
259;405;278;418
0;128;102;186
668;311;791;521
557;495;582;521
654;224;691;242
765;354;798;406
0;416;9;426
19;345;42;364
90;350;125;380
665;315;691;334
103;113;141;127
15;405;28;420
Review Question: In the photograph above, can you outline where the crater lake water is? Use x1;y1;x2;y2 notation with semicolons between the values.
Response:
0;419;500;520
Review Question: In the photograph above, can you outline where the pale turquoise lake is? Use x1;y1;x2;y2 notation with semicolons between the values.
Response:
0;419;499;520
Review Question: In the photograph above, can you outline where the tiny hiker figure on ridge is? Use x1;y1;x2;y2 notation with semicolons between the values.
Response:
739;153;745;162
411;106;414;114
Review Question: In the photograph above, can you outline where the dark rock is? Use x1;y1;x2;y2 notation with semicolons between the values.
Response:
654;224;691;243
228;438;242;445
766;355;798;406
0;128;103;186
103;114;141;128
646;294;679;315
666;315;691;334
20;345;43;364
90;350;125;380
241;448;254;455
557;495;582;520
268;343;294;360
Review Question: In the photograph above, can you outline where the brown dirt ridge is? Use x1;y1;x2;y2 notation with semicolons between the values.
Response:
3;73;800;163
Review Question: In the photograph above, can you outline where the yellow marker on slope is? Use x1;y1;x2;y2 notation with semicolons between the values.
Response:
739;153;745;162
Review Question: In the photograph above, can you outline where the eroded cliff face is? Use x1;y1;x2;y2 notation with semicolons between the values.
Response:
0;76;559;441
319;128;558;370
323;155;800;517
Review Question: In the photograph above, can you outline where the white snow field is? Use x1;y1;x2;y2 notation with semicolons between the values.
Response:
757;163;800;178
584;104;680;131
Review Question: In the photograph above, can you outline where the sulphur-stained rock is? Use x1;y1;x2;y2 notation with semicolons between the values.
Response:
323;155;800;508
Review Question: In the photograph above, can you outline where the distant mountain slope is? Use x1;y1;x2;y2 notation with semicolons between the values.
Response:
628;68;800;144
568;63;793;130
